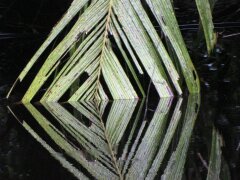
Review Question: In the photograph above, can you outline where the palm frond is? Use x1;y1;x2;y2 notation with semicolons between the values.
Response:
7;0;206;102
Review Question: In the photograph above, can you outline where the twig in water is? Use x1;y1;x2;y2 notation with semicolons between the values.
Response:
197;152;209;170
223;32;240;38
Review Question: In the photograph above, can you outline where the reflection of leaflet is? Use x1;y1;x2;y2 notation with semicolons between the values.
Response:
24;103;118;179
105;100;138;146
9;95;203;180
207;128;222;180
161;95;200;180
23;122;89;180
126;98;174;179
147;98;184;179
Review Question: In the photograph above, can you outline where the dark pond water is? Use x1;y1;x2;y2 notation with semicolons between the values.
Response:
1;0;240;179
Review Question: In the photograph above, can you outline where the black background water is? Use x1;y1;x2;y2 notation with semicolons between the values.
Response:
1;0;240;179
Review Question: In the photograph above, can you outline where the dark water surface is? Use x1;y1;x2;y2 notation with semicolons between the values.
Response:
1;0;240;179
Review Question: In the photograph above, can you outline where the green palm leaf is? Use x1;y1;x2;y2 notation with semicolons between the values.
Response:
195;0;217;53
145;0;200;93
7;0;209;102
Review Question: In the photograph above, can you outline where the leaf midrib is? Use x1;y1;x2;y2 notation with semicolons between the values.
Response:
95;102;124;180
94;0;114;100
92;2;124;178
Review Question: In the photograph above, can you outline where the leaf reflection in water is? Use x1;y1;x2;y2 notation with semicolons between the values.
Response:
8;95;209;180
